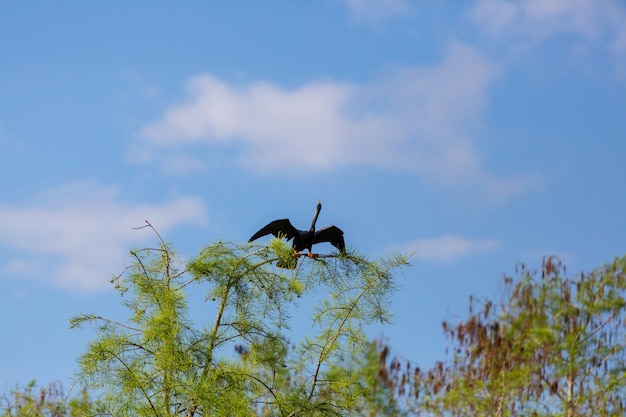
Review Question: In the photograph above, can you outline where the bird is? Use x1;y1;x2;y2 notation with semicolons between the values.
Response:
248;200;345;265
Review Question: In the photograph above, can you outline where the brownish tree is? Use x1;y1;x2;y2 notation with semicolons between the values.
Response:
376;256;626;416
1;381;104;417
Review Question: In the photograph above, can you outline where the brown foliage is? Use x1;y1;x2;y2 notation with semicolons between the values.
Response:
375;256;626;416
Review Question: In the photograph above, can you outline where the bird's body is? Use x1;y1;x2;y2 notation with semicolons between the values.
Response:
249;201;345;262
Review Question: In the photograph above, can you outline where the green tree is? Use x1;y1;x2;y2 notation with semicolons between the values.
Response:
375;256;626;416
70;222;407;416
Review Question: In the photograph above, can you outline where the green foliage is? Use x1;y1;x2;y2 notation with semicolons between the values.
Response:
376;255;626;416
0;381;105;417
71;222;407;416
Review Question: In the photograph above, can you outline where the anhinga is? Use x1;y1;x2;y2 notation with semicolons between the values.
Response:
248;200;345;264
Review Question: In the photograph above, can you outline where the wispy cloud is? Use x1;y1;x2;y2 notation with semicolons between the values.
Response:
393;235;501;263
471;0;626;51
339;0;410;23
0;181;207;293
134;40;540;200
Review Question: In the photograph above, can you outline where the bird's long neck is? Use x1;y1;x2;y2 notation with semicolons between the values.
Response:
310;202;322;232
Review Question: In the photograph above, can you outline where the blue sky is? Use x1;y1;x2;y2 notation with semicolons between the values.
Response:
1;0;625;391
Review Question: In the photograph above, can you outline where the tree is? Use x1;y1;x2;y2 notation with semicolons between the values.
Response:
70;222;407;416
376;255;626;416
1;380;105;417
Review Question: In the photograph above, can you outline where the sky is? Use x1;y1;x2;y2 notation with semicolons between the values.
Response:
1;0;625;393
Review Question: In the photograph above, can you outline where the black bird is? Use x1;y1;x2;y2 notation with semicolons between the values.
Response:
249;200;345;259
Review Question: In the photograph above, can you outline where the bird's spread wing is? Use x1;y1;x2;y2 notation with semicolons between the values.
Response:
249;219;298;242
313;225;345;251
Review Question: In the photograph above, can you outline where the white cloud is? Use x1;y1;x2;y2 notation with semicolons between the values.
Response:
394;235;501;263
137;76;356;173
135;41;539;200
340;0;410;23
0;181;207;293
